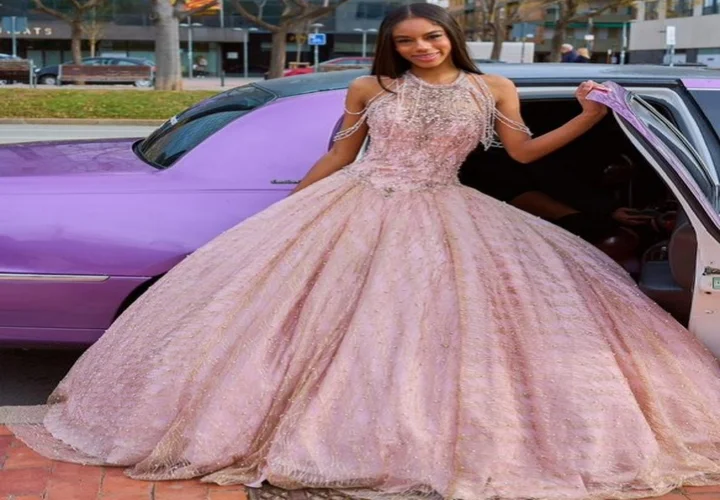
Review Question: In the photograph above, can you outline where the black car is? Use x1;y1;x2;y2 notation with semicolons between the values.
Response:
35;56;155;87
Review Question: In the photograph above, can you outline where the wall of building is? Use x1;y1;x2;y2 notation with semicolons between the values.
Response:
629;13;720;50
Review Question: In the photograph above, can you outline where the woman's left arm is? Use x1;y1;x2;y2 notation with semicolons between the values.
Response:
490;75;609;164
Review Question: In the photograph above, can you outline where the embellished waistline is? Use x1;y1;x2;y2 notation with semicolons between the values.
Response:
340;168;461;197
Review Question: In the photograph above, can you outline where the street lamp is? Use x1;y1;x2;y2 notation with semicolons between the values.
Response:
353;28;378;58
310;22;324;70
179;17;203;78
584;9;597;53
232;27;258;79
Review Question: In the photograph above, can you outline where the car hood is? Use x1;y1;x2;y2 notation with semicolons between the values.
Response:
0;138;156;177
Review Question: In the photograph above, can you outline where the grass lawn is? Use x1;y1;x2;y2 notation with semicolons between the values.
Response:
0;88;219;120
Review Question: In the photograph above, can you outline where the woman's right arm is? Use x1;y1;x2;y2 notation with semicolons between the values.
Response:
289;78;374;195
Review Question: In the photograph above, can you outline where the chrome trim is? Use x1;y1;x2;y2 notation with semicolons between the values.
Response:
0;273;110;283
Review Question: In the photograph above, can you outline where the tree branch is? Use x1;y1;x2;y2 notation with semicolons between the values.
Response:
32;0;73;24
291;0;351;26
232;0;279;31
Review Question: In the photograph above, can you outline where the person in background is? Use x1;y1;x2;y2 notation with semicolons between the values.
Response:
577;47;591;63
561;43;582;62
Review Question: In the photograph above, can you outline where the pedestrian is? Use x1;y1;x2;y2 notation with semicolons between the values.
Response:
561;42;582;62
577;47;591;63
10;3;720;499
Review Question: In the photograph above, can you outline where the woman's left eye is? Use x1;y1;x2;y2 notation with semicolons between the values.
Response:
428;34;443;39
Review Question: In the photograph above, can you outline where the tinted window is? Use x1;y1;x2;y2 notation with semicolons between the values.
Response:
630;96;716;201
689;90;720;141
113;60;138;66
136;85;275;169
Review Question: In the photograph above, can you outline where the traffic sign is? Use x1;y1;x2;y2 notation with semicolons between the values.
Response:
308;33;326;46
665;25;676;46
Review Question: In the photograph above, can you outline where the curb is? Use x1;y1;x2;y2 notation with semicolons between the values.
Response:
0;118;165;126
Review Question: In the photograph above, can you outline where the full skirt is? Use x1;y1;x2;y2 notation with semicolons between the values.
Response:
11;171;720;499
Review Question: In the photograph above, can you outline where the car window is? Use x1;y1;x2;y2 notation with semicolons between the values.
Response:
83;59;103;66
630;95;717;202
112;60;137;66
689;89;720;142
136;85;276;169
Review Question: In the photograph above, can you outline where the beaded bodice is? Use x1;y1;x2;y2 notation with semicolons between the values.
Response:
338;71;530;193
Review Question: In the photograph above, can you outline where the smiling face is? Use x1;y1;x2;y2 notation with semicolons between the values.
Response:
392;17;454;70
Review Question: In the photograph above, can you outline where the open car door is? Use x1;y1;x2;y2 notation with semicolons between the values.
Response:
590;82;720;357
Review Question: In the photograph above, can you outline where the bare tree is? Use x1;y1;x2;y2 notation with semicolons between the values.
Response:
466;0;543;60
232;0;351;79
32;0;106;64
152;0;219;91
254;0;268;20
83;4;106;58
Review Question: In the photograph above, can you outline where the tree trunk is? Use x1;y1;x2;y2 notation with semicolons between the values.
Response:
267;30;287;79
71;21;83;64
490;24;504;60
153;0;183;91
550;20;567;62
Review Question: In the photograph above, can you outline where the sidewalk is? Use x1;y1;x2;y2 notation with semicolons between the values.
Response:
2;424;719;500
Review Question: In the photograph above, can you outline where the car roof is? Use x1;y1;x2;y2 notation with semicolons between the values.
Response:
254;63;720;98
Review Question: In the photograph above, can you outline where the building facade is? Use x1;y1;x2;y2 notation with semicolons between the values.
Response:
629;0;720;66
0;0;412;75
447;0;633;62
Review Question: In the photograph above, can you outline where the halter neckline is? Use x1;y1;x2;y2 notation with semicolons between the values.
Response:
405;70;466;88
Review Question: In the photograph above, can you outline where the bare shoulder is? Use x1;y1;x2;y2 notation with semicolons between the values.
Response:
348;75;399;101
474;73;516;102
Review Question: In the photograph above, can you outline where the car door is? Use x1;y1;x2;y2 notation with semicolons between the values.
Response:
590;82;720;357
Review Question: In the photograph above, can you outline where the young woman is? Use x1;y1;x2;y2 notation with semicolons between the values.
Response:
11;3;720;499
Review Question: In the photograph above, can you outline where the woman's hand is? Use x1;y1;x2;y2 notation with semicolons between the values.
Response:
575;80;609;118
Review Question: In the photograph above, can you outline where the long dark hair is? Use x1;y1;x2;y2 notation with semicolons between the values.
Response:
371;3;481;82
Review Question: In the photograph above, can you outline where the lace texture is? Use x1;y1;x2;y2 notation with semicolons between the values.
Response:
9;70;720;500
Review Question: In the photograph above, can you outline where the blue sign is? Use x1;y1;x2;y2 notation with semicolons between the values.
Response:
308;33;327;46
1;16;28;33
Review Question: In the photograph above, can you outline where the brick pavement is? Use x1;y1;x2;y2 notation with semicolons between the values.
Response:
2;425;720;500
0;426;248;500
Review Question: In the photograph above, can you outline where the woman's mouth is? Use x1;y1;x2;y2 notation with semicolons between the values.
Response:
413;53;440;63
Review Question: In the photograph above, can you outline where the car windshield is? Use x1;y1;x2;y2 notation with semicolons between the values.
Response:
136;84;275;170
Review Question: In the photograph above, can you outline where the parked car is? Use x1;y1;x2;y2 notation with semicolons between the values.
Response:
266;57;375;79
35;56;155;87
1;65;720;353
315;56;374;72
0;53;21;60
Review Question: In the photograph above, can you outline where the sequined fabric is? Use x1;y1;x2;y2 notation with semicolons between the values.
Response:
10;72;720;500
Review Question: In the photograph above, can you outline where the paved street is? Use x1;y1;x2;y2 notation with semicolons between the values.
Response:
0;124;158;144
0;76;262;92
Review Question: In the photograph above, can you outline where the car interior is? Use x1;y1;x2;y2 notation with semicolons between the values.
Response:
458;97;697;325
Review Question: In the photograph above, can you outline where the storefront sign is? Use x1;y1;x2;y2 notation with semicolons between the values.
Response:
0;26;53;36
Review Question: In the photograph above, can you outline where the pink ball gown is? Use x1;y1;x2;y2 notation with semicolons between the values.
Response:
10;71;720;500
